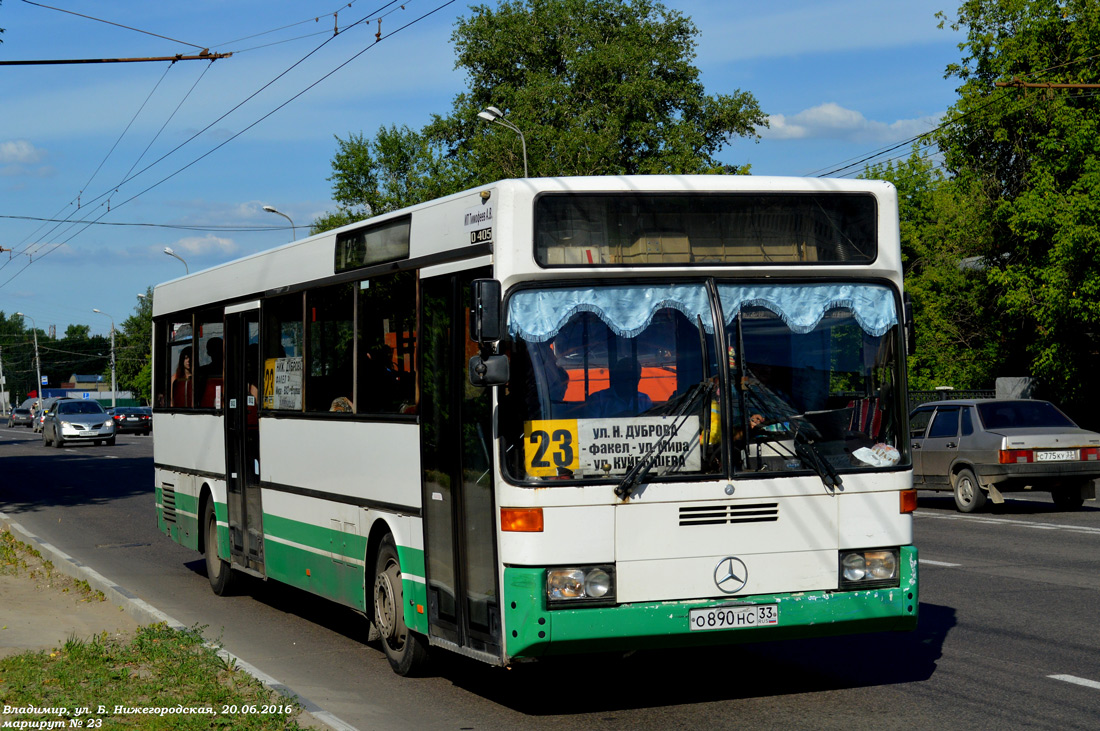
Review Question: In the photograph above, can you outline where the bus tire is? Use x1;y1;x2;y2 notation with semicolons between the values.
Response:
373;534;428;676
203;500;236;596
953;468;986;513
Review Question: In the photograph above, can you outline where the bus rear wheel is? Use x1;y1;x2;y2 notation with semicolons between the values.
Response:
373;535;428;676
203;500;236;596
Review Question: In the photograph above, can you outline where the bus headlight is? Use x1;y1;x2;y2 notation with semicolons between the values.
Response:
546;565;615;607
838;549;899;589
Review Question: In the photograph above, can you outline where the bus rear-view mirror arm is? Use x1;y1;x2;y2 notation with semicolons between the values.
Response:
470;353;509;387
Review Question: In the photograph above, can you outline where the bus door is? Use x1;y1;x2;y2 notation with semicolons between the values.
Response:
224;308;265;574
419;268;501;662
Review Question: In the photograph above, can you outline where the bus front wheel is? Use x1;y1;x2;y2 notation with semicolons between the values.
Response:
203;500;236;596
373;535;428;676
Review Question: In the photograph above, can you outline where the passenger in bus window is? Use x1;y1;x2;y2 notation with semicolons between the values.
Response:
198;337;224;407
172;346;193;407
586;358;652;418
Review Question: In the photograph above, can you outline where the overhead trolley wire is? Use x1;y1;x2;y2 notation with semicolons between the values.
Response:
20;0;209;50
0;1;454;291
811;48;1100;179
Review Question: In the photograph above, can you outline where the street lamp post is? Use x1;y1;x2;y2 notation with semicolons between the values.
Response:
164;247;189;273
477;106;528;178
263;205;297;241
93;309;117;408
15;312;42;401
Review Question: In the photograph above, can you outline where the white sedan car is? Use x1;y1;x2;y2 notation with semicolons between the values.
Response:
42;399;116;447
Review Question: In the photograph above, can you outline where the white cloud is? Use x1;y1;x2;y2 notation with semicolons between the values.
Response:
162;234;238;257
763;103;941;143
0;140;45;164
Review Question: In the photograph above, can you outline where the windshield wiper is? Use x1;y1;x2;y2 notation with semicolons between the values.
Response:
741;417;843;492
792;426;843;492
614;378;712;500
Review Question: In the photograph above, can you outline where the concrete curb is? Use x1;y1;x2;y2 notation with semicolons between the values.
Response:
0;511;360;731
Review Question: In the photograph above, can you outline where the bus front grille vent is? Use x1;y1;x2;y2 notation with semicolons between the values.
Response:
679;502;779;526
161;485;177;524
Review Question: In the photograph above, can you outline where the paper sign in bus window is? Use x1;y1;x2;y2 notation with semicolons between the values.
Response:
263;356;303;410
524;416;701;478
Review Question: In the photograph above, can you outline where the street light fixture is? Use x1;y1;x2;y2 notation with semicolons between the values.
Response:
15;312;42;401
478;105;528;178
164;246;189;273
92;309;117;409
263;205;297;241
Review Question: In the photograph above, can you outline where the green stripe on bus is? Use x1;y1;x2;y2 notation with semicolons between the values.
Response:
396;545;425;578
262;513;368;563
503;545;919;658
264;539;366;610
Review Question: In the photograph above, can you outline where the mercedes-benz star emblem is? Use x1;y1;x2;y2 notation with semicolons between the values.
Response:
713;556;748;594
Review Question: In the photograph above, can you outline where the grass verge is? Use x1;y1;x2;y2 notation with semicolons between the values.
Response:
0;528;311;730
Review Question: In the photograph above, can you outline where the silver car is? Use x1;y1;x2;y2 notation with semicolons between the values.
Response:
910;399;1100;512
7;407;33;427
42;399;116;447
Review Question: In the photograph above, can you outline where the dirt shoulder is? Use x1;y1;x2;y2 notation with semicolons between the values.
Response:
0;527;139;659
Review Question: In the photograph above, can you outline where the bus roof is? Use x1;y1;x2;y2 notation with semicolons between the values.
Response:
153;175;899;317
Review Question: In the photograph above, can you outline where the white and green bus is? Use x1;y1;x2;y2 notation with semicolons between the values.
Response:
153;175;918;675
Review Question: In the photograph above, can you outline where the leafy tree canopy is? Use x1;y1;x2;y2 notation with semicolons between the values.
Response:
313;0;766;232
933;0;1100;412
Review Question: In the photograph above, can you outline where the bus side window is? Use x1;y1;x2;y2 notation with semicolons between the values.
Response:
306;283;354;413
167;319;194;409
357;270;417;415
262;293;304;411
196;312;224;409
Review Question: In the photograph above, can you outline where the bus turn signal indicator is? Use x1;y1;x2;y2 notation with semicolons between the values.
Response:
501;507;544;532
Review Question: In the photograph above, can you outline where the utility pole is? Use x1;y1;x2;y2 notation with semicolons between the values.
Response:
0;346;7;415
0;51;232;66
16;313;43;402
93;310;117;408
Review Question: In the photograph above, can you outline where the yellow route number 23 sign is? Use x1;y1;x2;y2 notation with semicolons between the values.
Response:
523;419;580;477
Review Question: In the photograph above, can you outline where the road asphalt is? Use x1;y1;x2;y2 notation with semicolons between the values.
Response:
0;512;353;731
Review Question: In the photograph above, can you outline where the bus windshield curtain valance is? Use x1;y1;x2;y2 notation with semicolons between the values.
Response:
507;284;713;343
717;283;896;336
507;282;897;343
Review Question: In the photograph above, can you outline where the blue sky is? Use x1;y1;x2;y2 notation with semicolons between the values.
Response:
0;0;964;336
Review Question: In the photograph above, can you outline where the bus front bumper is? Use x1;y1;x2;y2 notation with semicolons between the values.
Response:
503;545;918;660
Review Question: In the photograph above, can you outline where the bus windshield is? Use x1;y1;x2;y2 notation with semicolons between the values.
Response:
499;281;906;484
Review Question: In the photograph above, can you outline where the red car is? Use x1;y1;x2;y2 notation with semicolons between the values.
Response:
109;406;152;435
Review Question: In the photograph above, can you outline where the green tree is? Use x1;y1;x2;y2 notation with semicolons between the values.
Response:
866;149;1004;390
115;288;153;403
933;0;1100;418
65;324;91;340
314;0;766;233
427;0;765;181
312;126;462;233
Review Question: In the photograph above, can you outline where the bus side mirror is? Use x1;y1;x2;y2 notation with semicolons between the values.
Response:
903;292;916;355
470;279;502;344
470;354;509;387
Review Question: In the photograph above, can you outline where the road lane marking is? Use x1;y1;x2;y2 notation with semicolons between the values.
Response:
915;510;1100;536
1049;674;1100;691
919;559;961;567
